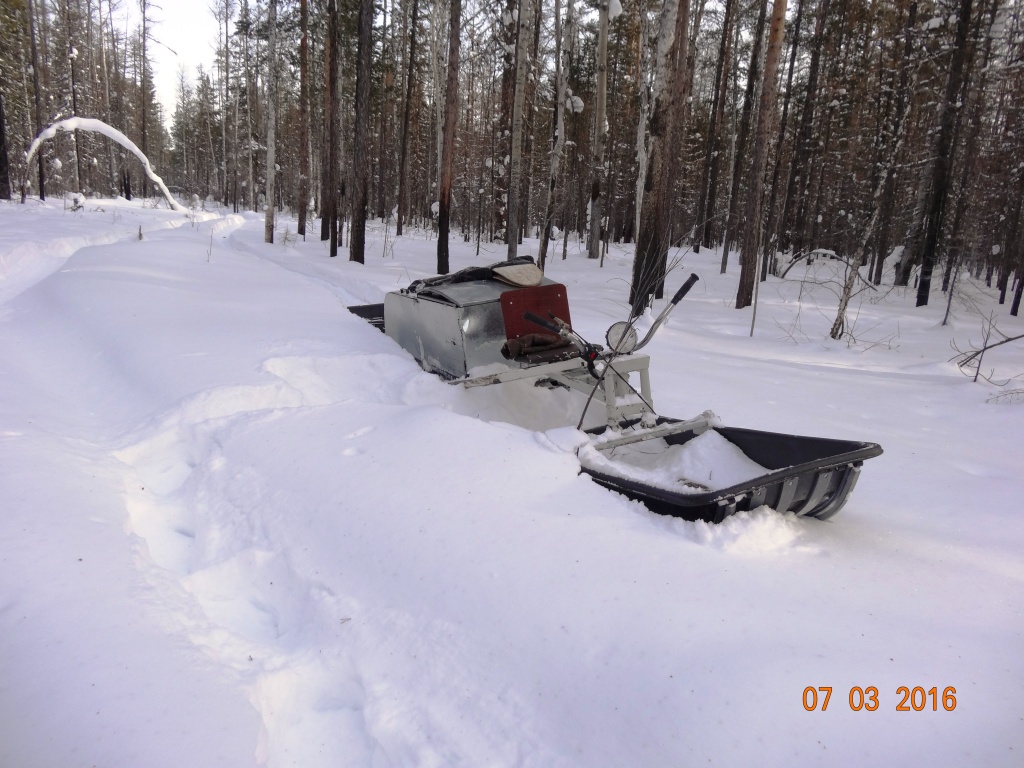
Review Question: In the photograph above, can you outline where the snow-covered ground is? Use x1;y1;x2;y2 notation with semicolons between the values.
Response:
2;197;1022;767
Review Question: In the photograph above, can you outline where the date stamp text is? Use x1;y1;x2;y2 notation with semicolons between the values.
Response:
802;686;957;712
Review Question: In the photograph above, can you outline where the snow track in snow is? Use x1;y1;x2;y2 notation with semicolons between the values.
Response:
113;355;561;766
0;202;219;305
113;362;382;764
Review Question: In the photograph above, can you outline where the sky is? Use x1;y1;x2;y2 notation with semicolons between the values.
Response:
117;0;222;123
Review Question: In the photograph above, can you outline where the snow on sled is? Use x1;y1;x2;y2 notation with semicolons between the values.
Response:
348;257;882;523
580;418;881;523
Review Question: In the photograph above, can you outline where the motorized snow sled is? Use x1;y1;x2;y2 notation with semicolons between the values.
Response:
348;257;882;523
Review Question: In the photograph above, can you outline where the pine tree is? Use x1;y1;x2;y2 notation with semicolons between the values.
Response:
0;90;10;199
587;0;609;259
538;0;571;270
297;0;309;236
629;0;690;313
506;0;533;260
914;0;975;307
437;0;461;274
350;0;373;263
395;0;420;237
27;0;46;200
735;0;788;310
693;0;735;253
264;0;278;243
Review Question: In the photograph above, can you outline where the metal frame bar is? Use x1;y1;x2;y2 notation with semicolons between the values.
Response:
457;354;657;428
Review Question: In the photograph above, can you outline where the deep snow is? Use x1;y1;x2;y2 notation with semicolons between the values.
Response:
1;197;1022;767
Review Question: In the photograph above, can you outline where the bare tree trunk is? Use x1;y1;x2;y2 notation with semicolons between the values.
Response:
1009;269;1023;315
1011;205;1024;313
780;0;832;257
437;0;461;274
505;0;532;261
539;0;571;270
760;0;806;276
520;5;543;244
140;0;149;199
873;0;916;285
205;100;217;201
915;0;974;307
333;28;345;250
429;0;444;222
629;0;689;313
231;8;241;211
942;0;996;296
321;0;337;246
331;0;342;254
377;0;392;222
736;0;788;310
0;92;10;200
231;59;240;210
693;0;735;253
633;2;650;240
719;0;769;274
26;0;46;201
65;2;83;193
297;0;308;236
263;0;278;243
350;0;374;263
494;0;517;243
588;0;610;259
396;0;420;236
244;8;255;212
98;0;116;194
221;1;232;206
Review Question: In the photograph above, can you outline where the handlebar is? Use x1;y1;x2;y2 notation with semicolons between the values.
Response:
670;273;700;305
523;311;564;337
633;272;699;352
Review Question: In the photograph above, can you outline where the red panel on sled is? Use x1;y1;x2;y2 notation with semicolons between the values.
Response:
500;283;572;341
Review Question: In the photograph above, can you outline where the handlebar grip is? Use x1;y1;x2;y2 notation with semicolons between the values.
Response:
670;273;700;305
523;311;563;336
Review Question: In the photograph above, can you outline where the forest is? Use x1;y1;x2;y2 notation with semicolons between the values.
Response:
1;0;1023;328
